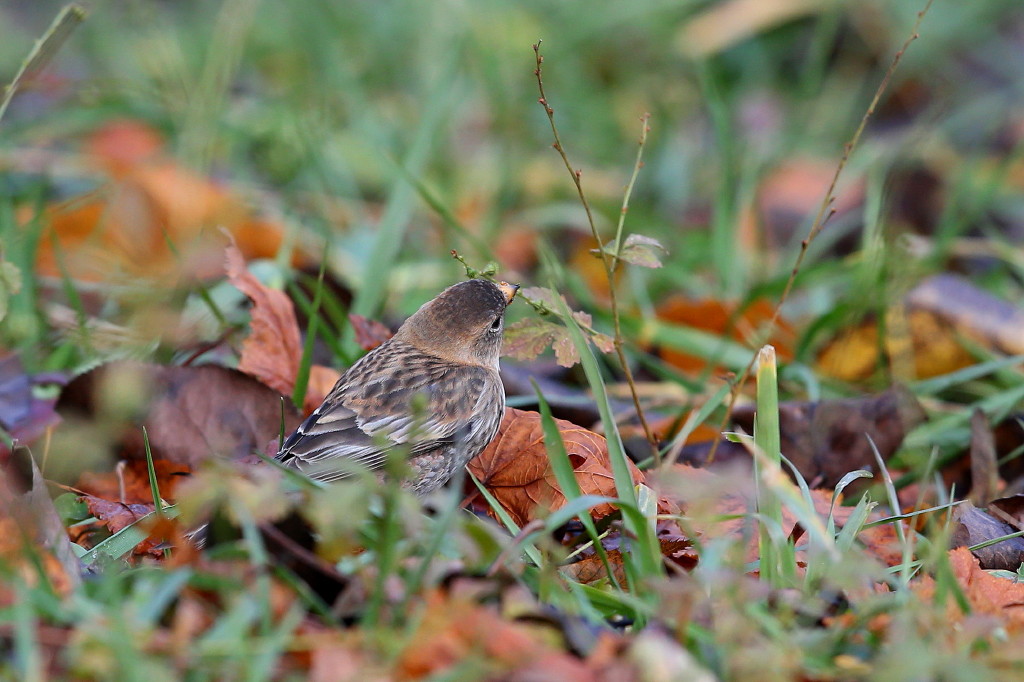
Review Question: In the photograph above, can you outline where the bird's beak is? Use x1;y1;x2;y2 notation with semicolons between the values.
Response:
497;281;520;305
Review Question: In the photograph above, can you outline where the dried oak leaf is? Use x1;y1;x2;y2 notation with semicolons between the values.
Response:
467;408;645;527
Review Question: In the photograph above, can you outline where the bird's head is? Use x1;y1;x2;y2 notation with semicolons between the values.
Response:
394;279;518;368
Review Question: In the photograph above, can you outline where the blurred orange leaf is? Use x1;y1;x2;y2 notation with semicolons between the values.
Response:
77;459;191;505
914;548;1024;631
30;119;287;284
656;296;793;374
397;590;594;680
818;275;1024;382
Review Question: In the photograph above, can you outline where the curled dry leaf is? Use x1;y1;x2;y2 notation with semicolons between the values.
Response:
467;408;646;527
225;243;339;413
225;242;301;398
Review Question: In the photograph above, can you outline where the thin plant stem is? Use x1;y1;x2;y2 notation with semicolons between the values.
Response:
532;41;659;461
612;114;651;271
0;4;85;127
707;0;935;463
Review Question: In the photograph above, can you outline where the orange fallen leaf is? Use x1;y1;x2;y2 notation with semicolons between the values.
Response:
396;589;594;680
77;459;191;505
818;275;1024;382
914;547;1024;631
467;408;647;527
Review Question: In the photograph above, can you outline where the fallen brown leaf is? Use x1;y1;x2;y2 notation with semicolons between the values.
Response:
679;387;925;489
950;501;1024;571
57;363;303;481
226;242;302;399
818;275;1024;382
82;495;153;535
467;408;646;527
396;589;594;680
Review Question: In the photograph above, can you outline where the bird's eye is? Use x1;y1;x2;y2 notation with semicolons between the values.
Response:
490;316;502;331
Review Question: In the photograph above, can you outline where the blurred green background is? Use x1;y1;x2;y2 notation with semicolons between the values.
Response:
2;0;1023;375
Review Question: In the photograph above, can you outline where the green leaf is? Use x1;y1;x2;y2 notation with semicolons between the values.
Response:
53;492;89;525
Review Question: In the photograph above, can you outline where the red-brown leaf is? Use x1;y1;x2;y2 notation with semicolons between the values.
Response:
467;408;647;527
226;243;302;398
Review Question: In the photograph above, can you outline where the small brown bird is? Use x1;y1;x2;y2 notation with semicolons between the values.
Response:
276;278;518;493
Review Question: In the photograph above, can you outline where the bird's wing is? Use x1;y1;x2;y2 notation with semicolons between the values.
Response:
276;340;497;483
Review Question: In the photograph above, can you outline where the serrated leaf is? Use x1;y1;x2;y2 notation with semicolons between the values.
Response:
508;290;613;366
571;310;593;328
551;331;580;367
502;318;560;361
